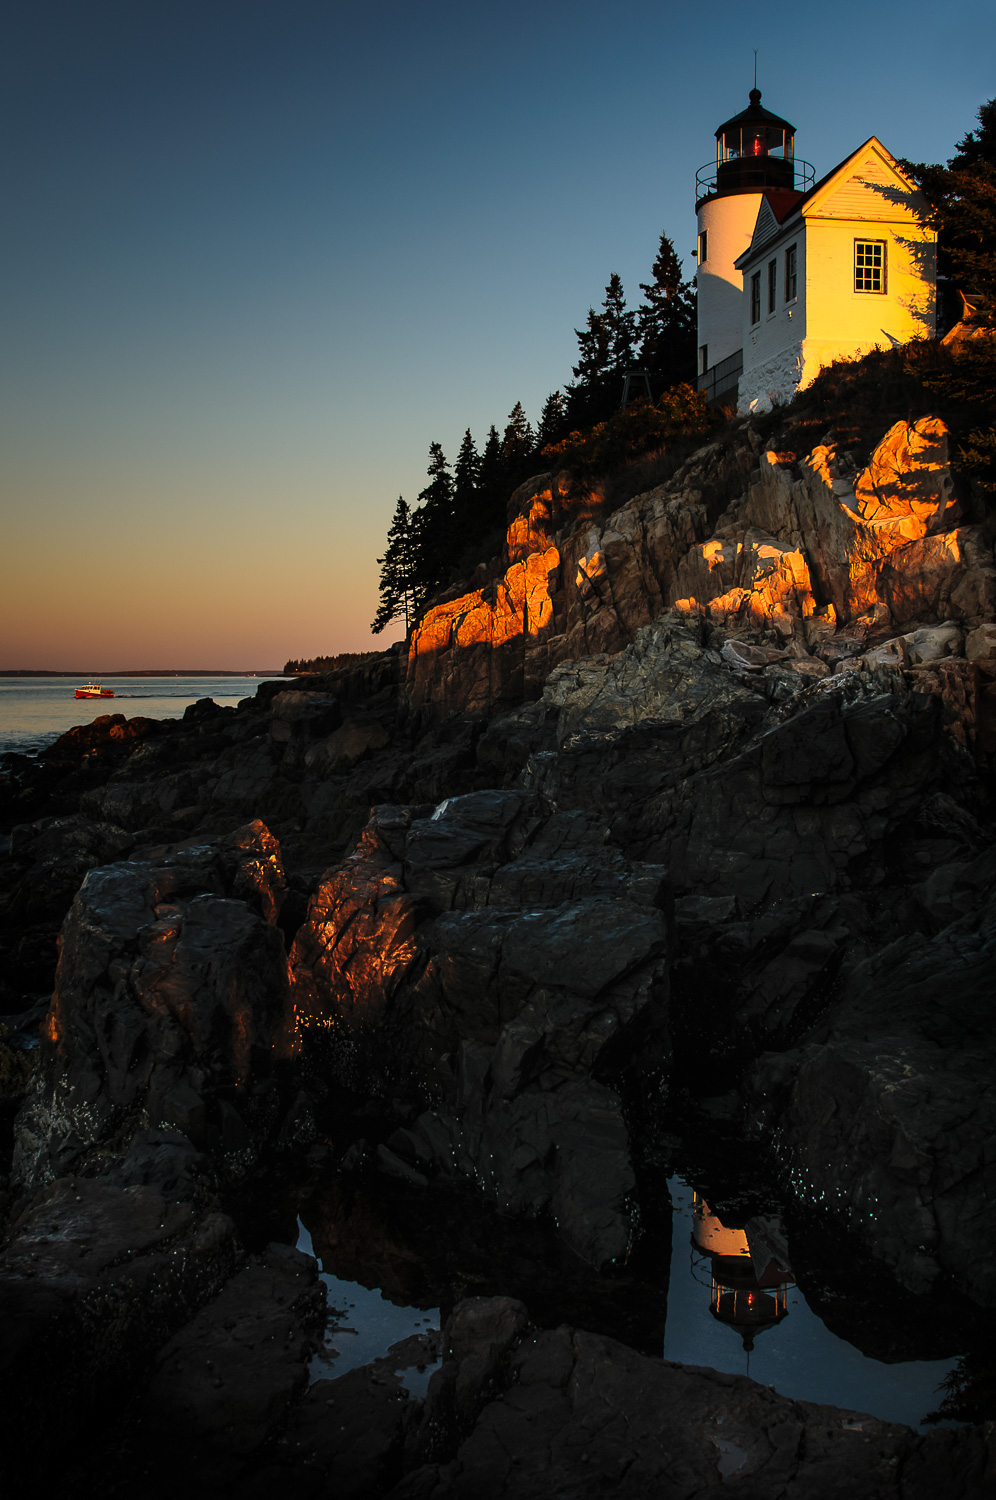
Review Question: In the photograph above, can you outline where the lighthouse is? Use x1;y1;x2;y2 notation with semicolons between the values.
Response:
695;89;813;404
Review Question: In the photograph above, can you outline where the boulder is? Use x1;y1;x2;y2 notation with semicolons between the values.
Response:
134;1243;326;1489
393;1299;994;1499
745;882;996;1307
0;1176;239;1487
290;795;670;1267
14;821;294;1190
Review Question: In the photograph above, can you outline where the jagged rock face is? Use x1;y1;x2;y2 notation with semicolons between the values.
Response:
407;417;996;728
745;872;996;1308
0;1177;240;1488
14;820;294;1192
744;419;993;629
289;791;670;1268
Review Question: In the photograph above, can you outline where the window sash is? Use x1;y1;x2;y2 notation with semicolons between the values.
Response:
767;259;777;313
750;272;761;325
784;244;797;302
854;240;886;293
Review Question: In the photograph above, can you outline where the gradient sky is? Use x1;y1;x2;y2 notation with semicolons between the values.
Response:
3;0;993;670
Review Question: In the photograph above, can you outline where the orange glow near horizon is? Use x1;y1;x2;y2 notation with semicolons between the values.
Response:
1;502;388;670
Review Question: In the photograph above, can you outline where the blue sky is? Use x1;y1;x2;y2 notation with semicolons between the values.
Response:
3;0;992;668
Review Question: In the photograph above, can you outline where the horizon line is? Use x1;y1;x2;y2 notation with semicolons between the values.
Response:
0;668;288;678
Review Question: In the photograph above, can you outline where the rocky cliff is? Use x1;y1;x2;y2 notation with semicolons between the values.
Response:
2;407;995;1492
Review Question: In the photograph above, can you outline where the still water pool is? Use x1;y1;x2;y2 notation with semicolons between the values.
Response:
285;1167;961;1432
661;1177;956;1429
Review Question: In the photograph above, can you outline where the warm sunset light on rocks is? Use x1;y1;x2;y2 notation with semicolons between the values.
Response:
2;6;995;1493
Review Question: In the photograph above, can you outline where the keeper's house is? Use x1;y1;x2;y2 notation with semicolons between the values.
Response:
694;90;937;413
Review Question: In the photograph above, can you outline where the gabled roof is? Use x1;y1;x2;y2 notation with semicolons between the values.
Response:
735;138;931;270
746;189;805;253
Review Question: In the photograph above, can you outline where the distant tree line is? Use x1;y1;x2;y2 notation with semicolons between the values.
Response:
372;230;696;635
283;650;382;675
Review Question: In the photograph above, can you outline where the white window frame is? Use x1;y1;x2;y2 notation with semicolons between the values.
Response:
854;239;886;293
750;271;761;326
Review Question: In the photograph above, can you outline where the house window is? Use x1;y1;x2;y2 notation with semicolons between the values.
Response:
784;244;797;302
767;258;777;314
699;344;709;375
698;230;708;265
750;272;761;325
854;240;886;292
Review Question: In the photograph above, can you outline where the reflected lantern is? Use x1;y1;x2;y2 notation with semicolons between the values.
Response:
690;1192;794;1354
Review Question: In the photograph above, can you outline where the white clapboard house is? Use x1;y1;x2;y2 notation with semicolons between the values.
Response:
693;90;937;412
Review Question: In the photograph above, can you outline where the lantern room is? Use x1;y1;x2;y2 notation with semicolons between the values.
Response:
695;89;813;208
715;90;796;193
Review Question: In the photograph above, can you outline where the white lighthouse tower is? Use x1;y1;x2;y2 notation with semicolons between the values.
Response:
695;90;813;404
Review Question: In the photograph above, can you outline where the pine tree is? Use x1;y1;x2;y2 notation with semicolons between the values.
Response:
500;400;537;496
475;424;507;533
637;231;697;390
905;99;996;497
566;273;637;426
603;271;637;372
453;428;480;516
371;497;419;634
502;400;534;462
571;304;612;389
412;442;455;602
536;391;570;449
904;98;996;327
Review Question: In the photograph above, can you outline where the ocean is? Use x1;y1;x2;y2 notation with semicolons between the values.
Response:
0;675;286;758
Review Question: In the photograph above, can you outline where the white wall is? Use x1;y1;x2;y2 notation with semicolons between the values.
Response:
696;191;763;368
740;227;807;404
739;206;936;409
803;217;936;365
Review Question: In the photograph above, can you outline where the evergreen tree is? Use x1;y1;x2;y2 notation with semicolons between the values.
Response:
905;99;996;495
371;497;419;634
603;271;637;372
411;441;455;601
451;427;482;543
535;391;570;449
636;231;697;390
502;400;534;463
476;424;507;533
571;303;612;390
566;273;637;426
500;401;537;495
904;98;996;327
453;428;480;504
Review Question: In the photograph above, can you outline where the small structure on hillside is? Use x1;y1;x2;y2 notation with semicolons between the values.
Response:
694;90;937;412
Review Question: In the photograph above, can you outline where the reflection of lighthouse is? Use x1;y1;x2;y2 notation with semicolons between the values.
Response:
691;1192;794;1352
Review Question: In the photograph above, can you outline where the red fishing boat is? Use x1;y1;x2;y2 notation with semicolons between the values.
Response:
75;681;115;699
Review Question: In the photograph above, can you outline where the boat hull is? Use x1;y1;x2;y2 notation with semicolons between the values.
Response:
75;687;115;699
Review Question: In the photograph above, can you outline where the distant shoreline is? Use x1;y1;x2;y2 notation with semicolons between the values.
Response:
0;670;287;679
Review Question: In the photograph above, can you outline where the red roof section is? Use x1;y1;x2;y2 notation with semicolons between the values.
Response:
762;188;804;222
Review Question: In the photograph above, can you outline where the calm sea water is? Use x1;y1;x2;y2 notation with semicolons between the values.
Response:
0;676;286;757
